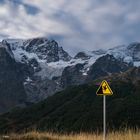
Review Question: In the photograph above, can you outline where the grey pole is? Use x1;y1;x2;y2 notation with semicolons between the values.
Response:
103;95;106;140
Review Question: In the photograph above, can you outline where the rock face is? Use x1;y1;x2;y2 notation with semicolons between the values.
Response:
87;54;133;81
0;37;140;112
74;52;91;60
0;43;26;113
60;63;87;88
24;77;58;102
25;38;71;62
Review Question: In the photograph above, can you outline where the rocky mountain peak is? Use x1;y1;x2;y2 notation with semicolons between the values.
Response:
3;38;72;63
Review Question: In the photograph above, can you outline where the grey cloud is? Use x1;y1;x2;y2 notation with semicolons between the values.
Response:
0;0;140;55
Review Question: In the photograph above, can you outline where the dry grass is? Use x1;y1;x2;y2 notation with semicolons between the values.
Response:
0;130;139;140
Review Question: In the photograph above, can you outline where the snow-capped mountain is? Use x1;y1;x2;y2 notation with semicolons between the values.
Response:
0;37;140;112
3;38;104;80
4;38;71;63
3;38;140;89
3;38;140;80
107;43;140;66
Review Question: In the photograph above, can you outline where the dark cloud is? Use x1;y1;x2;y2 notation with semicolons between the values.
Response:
7;0;40;15
0;0;5;4
0;34;9;39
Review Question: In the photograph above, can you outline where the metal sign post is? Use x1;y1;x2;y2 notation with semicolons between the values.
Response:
96;80;113;140
103;95;106;140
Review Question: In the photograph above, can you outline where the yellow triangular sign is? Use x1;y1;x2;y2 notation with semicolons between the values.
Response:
96;80;113;96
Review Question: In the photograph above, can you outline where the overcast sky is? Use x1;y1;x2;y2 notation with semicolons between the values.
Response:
0;0;140;55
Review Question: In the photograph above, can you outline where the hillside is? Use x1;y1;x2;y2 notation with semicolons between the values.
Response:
0;67;140;133
1;38;139;112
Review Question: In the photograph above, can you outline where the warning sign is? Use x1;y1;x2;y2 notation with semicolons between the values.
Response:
96;80;113;96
